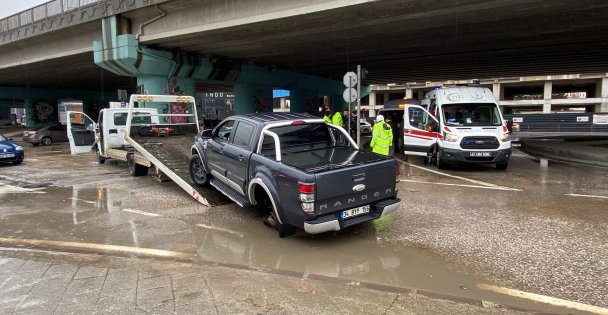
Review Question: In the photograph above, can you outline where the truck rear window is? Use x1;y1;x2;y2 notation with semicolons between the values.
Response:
262;123;344;154
114;113;153;126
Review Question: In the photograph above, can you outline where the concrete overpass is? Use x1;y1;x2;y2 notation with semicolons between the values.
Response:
1;0;608;125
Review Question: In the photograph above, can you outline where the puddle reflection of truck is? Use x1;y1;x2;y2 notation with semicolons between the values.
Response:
67;95;221;206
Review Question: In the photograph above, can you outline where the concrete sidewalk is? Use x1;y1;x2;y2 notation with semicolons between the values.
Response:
515;132;608;168
0;248;532;315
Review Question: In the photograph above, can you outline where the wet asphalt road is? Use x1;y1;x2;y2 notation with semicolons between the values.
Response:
0;142;607;311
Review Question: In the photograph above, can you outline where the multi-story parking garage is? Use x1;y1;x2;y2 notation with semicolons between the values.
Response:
366;74;608;115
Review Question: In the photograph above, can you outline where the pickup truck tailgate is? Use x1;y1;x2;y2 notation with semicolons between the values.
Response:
280;147;397;215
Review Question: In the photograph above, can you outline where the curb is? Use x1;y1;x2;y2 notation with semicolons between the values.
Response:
520;140;608;168
0;241;554;315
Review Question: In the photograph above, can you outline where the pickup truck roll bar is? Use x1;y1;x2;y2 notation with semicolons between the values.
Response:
255;120;359;162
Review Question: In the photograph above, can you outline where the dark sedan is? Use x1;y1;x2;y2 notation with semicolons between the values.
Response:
0;134;24;165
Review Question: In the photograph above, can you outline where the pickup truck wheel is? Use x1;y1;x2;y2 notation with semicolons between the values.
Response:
128;154;148;176
189;154;209;186
268;210;296;238
277;221;297;238
277;220;297;238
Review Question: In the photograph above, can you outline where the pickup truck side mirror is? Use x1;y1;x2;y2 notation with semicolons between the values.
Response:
200;129;212;138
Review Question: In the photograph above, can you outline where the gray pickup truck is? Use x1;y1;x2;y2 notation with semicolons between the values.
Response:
189;112;401;237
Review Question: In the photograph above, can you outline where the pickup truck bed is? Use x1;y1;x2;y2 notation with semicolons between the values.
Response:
278;146;388;173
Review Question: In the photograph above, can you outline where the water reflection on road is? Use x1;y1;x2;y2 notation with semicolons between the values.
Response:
0;185;487;299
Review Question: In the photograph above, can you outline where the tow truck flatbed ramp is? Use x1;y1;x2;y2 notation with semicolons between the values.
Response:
124;95;228;207
130;135;228;206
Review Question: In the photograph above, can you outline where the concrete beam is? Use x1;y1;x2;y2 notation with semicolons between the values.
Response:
138;0;374;43
0;0;170;46
0;22;98;71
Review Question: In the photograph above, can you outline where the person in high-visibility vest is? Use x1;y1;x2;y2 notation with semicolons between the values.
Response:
370;115;393;156
332;110;343;127
322;107;333;124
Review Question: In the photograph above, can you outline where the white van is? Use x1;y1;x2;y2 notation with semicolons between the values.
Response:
402;86;512;170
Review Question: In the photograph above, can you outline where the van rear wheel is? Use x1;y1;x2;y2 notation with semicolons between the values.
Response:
436;148;447;169
496;162;509;170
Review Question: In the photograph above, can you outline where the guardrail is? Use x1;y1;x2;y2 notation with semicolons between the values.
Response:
0;0;99;33
504;112;608;132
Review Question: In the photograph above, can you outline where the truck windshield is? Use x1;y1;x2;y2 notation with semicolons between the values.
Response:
442;103;502;126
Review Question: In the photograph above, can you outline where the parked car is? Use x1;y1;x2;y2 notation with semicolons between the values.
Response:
22;124;68;146
360;122;372;134
0;134;24;165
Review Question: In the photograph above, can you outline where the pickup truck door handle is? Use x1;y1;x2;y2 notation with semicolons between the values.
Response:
109;129;118;134
238;155;244;161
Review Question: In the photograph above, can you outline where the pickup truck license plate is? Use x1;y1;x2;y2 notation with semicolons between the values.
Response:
469;152;491;157
341;205;370;220
0;154;15;158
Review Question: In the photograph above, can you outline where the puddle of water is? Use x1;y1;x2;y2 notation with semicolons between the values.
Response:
0;185;491;301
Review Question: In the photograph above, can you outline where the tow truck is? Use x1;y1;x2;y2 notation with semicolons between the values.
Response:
66;94;222;206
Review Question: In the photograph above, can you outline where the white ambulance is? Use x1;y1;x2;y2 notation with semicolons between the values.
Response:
403;86;512;170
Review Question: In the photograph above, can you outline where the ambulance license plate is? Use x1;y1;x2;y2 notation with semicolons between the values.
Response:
341;205;370;220
469;152;491;157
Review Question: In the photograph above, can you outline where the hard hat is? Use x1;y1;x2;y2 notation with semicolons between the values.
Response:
375;115;384;122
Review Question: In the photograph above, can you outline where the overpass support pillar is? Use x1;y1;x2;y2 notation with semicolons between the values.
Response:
137;76;195;97
332;95;346;113
492;83;503;112
234;83;273;114
405;88;413;99
543;81;552;113
598;77;608;112
290;89;318;114
369;91;377;117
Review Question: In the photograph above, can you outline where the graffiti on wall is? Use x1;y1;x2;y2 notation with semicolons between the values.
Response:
26;101;57;125
254;89;271;112
163;78;189;124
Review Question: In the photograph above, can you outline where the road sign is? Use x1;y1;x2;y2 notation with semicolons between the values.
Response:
343;88;357;103
343;72;357;87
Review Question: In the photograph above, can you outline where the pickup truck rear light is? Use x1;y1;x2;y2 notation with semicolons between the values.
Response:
299;183;315;194
299;183;315;214
301;202;315;214
291;121;305;126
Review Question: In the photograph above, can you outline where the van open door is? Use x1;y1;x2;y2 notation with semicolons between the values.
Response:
403;105;439;156
67;111;96;155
